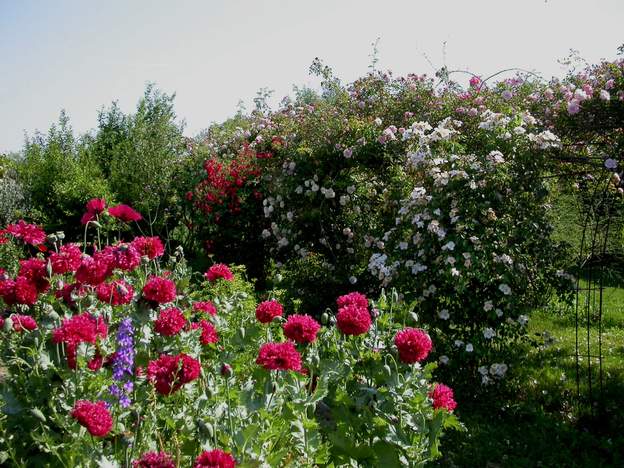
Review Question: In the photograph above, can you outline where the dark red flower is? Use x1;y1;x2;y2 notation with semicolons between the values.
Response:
147;353;201;395
194;449;236;468
142;276;177;304
193;301;217;316
75;254;114;285
255;300;283;324
154;307;186;336
55;282;87;307
86;198;106;214
283;314;321;343
100;244;141;272
49;243;83;274
52;313;108;369
14;276;38;305
81;198;107;224
256;342;302;372
109;204;142;222
336;292;368;309
429;383;457;412
11;314;37;332
5;220;46;245
71;400;113;437
394;327;432;363
192;319;219;345
336;304;371;336
131;236;165;259
96;280;134;305
204;264;234;282
18;258;49;293
133;451;176;468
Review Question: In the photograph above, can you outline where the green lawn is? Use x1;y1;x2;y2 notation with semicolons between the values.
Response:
436;281;624;467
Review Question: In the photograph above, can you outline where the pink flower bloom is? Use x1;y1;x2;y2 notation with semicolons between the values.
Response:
50;243;82;274
256;342;302;372
154;307;186;336
193;301;217;316
283;314;321;343
192;319;219;345
336;304;371;336
336;292;368;309
142;276;177;304
255;300;283;324
567;99;581;115
429;383;457;412
204;263;234;282
109;204;142;222
11;314;37;332
5;220;46;245
131;236;165;259
394;327;432;363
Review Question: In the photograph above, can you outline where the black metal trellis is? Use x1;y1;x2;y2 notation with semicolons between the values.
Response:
573;167;621;412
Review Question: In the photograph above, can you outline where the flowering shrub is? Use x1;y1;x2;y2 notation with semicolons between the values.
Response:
0;221;458;466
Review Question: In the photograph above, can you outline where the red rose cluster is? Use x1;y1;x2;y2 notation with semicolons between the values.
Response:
71;400;113;437
192;148;261;218
335;292;371;336
147;353;201;395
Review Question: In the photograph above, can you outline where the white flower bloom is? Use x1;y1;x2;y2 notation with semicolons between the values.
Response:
261;229;271;239
517;315;529;326
399;241;408;250
442;241;455;251
347;185;356;194
343;148;353;158
451;268;460;276
349;276;357;284
599;89;611;101
339;195;349;206
499;283;512;295
324;188;336;199
374;117;383;126
495;308;503;317
483;300;494;312
439;355;449;365
465;343;474;352
478;366;489;376
438;309;450;320
483;328;496;339
454;340;464;348
490;363;508;377
605;158;618;170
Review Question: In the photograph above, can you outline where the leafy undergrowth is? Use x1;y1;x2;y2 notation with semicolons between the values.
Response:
436;283;624;468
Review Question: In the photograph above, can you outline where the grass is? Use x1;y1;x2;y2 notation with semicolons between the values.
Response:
435;280;624;467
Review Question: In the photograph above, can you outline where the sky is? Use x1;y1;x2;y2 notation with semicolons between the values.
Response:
0;0;622;153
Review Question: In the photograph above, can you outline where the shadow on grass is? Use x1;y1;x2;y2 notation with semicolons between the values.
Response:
435;341;624;468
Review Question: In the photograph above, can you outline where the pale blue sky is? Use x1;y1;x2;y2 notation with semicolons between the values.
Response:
1;0;622;152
